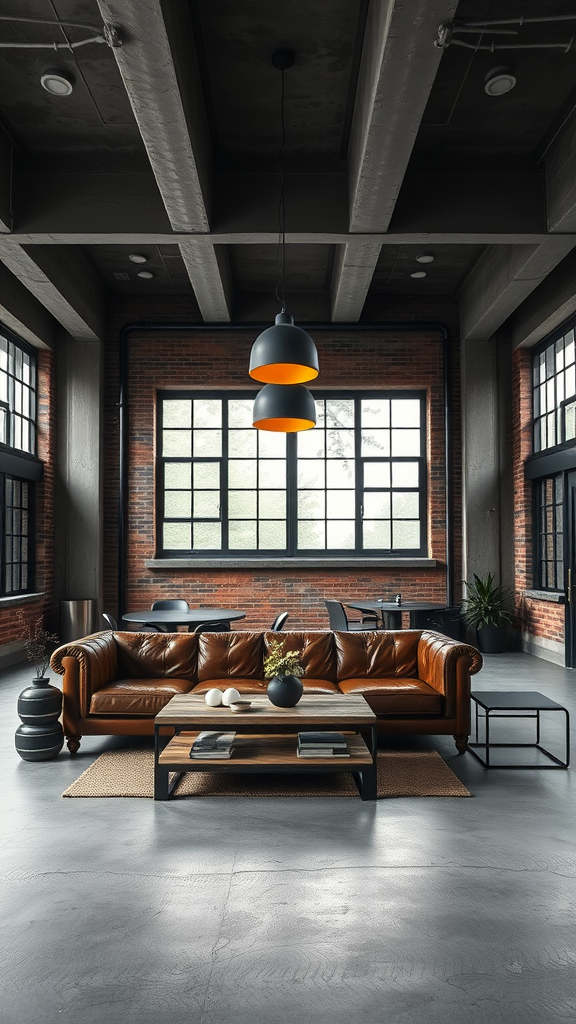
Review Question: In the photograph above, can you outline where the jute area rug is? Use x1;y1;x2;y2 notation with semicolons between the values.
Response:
62;749;471;799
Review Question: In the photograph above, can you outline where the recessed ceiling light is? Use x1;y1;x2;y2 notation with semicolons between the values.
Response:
484;66;516;96
410;271;427;279
137;271;154;279
416;253;434;264
40;69;74;96
129;253;148;264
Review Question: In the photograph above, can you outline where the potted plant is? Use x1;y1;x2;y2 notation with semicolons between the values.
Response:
263;637;305;707
463;573;512;654
15;614;63;761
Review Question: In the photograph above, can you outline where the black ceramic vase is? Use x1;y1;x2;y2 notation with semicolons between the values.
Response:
267;674;304;708
15;677;64;761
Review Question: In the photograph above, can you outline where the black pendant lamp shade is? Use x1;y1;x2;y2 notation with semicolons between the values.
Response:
249;312;319;384
252;383;316;432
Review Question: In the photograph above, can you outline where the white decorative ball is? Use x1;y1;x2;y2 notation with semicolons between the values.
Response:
222;687;241;706
204;688;223;707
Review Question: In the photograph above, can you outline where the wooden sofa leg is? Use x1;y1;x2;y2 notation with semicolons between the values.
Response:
454;735;468;755
66;736;81;755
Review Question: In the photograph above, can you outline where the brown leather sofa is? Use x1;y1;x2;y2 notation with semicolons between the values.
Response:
50;629;482;755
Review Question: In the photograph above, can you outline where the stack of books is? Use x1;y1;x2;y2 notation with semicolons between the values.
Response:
297;731;350;758
189;731;236;759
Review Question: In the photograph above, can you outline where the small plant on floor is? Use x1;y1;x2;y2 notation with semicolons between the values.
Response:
463;573;512;630
18;612;60;680
263;638;304;679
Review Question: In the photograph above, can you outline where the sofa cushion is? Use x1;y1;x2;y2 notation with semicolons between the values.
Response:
90;677;192;716
337;675;443;714
115;632;197;680
263;631;336;682
335;630;419;680
197;631;263;681
191;678;267;695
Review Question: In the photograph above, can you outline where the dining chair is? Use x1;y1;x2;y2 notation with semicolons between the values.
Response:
324;600;372;632
150;598;189;631
102;612;118;630
271;612;289;630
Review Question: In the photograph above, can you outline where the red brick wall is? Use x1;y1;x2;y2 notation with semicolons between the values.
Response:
0;347;58;646
512;347;564;645
104;296;462;630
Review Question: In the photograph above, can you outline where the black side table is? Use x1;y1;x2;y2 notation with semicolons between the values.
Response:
469;690;570;769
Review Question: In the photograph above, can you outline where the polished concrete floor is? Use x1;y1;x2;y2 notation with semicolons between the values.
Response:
2;652;576;1024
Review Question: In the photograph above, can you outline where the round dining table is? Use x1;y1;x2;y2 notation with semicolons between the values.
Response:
121;608;246;630
347;600;449;629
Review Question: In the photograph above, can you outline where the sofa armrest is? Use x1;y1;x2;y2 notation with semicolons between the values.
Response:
50;631;120;719
417;630;483;719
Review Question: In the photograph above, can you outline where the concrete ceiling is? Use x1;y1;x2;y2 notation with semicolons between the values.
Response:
0;0;576;345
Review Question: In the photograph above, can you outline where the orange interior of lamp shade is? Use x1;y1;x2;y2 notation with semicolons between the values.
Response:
253;416;315;432
249;363;319;384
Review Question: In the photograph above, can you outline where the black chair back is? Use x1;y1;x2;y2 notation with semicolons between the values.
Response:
150;599;189;631
271;612;289;630
324;600;349;630
193;622;231;634
102;612;117;630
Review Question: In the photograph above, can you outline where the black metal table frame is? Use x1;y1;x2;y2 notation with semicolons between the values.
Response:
153;721;378;801
468;695;570;769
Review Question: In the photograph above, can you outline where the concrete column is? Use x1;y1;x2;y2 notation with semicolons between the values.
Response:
54;331;103;622
461;336;502;589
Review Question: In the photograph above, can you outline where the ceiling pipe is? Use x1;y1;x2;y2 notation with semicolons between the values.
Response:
117;321;453;617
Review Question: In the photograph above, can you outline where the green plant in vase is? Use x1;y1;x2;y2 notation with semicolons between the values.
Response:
463;573;512;653
263;637;305;708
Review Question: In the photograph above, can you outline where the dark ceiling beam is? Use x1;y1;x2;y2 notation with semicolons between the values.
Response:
330;242;382;321
321;0;457;320
458;239;575;343
96;0;232;321
0;243;106;343
179;242;233;324
347;0;459;234
546;106;576;232
509;249;576;350
0;125;14;232
0;261;56;349
460;108;576;343
3;230;573;246
13;167;547;238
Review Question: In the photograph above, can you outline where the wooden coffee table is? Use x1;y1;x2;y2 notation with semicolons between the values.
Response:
154;693;378;801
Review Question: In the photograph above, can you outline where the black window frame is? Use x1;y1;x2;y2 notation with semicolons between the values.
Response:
156;389;428;559
533;474;564;593
0;324;40;597
532;317;576;454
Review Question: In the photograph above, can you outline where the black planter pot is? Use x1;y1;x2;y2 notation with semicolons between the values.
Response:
15;677;64;761
267;674;304;708
476;624;507;654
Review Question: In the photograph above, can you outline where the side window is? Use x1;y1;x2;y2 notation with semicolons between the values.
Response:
0;327;38;596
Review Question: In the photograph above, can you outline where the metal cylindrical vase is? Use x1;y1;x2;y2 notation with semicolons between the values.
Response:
15;678;64;761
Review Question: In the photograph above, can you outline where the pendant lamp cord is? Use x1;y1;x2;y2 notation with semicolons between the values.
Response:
275;68;287;313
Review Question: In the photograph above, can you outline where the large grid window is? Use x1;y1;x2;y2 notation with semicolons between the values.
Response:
535;476;563;590
2;477;31;594
157;391;427;557
0;326;38;596
532;322;576;452
0;332;37;455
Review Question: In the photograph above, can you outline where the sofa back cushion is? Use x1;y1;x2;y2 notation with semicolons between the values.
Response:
197;631;263;681
335;630;419;680
115;632;198;680
263;631;336;680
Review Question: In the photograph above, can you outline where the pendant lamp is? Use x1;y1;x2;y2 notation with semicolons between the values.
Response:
250;50;319;431
253;383;316;432
249;312;319;384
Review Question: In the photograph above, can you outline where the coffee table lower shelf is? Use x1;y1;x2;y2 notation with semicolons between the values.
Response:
155;731;377;801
